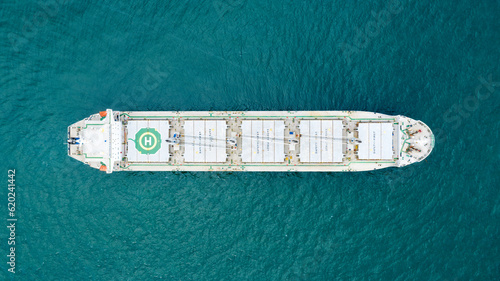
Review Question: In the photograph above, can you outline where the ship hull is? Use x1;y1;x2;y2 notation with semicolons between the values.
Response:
67;110;434;173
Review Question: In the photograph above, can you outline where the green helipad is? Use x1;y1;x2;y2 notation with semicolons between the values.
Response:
135;128;162;154
126;120;171;162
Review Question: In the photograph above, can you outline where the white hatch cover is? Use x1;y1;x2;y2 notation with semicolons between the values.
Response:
183;120;227;162
299;120;343;163
357;122;394;160
126;120;170;162
241;120;285;163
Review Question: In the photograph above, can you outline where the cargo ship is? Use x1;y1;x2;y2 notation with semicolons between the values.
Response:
67;110;434;173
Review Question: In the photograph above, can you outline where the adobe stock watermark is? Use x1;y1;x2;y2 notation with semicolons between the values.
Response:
213;0;245;18
434;74;499;143
109;59;172;110
386;73;498;189
8;0;72;53
338;0;404;65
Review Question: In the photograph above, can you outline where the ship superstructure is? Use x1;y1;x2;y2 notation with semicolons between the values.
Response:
67;110;434;173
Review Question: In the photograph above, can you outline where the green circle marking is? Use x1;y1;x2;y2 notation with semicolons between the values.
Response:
135;128;161;154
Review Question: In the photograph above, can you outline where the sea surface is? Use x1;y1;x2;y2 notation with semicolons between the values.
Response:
0;0;499;280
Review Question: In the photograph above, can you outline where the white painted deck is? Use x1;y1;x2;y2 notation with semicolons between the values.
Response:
183;120;227;162
357;122;394;160
241;120;285;163
298;120;343;163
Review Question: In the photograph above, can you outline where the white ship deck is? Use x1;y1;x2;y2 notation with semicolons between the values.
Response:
67;110;434;173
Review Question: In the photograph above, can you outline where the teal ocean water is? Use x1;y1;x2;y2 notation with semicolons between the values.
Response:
1;0;499;280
